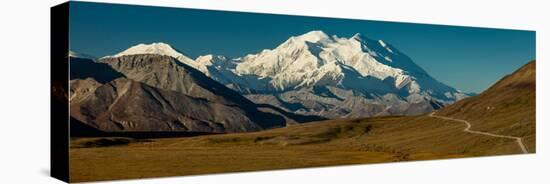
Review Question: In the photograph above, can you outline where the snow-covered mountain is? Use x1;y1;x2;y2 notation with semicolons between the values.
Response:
104;42;203;71
105;31;468;118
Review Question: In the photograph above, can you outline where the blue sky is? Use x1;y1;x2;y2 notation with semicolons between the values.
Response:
69;2;535;93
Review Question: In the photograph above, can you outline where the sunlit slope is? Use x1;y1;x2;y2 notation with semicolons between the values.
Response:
70;115;521;182
437;60;535;152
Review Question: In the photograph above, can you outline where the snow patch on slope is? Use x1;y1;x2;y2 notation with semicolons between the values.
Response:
69;50;96;60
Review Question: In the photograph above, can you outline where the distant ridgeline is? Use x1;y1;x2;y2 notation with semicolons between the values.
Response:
69;30;472;134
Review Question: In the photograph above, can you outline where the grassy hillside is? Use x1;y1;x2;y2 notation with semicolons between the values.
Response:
437;61;535;152
70;115;523;182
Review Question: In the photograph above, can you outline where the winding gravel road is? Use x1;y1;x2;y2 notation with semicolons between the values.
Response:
429;112;528;154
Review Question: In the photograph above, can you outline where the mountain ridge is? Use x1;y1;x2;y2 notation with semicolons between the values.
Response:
69;54;325;133
95;30;469;118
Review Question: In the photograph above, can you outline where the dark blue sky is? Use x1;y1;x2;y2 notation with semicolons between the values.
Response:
69;1;535;93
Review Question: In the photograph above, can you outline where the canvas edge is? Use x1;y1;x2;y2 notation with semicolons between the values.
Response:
50;1;70;183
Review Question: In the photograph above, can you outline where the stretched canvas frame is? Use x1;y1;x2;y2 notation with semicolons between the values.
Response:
51;1;536;183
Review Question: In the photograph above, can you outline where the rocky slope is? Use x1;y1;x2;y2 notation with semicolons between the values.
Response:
70;77;267;132
69;54;323;133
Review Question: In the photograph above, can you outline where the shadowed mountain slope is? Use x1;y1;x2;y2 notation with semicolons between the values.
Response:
69;54;325;134
70;56;124;84
70;77;265;132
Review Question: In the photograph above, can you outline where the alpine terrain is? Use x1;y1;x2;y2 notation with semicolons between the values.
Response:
109;31;468;118
70;60;536;182
69;53;323;133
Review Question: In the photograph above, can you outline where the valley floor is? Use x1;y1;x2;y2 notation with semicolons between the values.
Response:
69;114;532;182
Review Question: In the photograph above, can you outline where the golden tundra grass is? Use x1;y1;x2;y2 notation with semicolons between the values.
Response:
69;115;527;182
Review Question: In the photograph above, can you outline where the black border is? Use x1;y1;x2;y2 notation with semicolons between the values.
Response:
51;1;70;183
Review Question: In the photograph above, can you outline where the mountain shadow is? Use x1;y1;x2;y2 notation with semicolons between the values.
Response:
70;56;124;84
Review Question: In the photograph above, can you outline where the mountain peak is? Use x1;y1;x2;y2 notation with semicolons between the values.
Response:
224;30;465;104
110;42;198;68
141;42;173;50
296;30;330;43
350;33;365;40
114;42;178;57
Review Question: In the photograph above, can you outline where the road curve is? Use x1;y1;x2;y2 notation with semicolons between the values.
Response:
429;112;528;154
